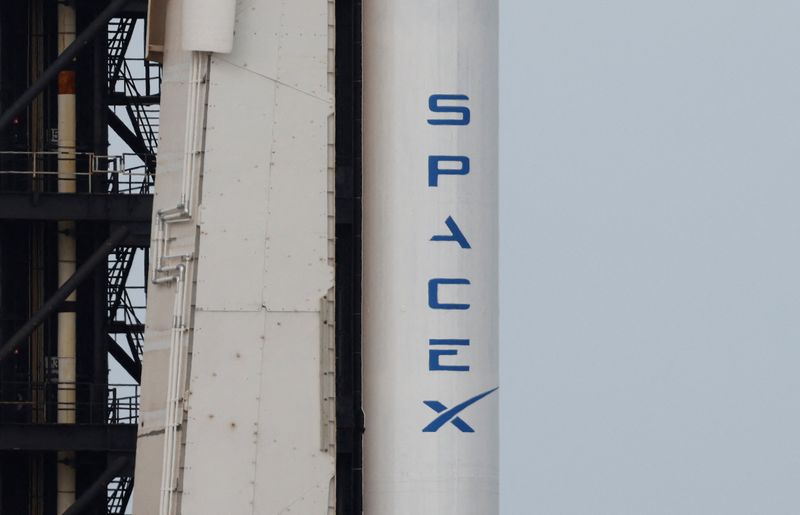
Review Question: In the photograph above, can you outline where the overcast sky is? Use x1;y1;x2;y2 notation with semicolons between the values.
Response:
500;1;800;513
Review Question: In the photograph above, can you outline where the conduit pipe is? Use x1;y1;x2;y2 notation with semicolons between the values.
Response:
56;3;78;512
152;4;278;511
154;51;209;515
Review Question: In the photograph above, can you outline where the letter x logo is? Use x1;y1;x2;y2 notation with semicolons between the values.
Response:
422;387;498;433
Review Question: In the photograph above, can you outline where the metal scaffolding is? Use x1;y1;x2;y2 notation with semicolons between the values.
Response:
0;2;158;513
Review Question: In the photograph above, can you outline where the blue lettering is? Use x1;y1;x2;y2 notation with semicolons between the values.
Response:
429;349;469;372
428;94;470;125
429;339;470;372
428;156;469;187
429;339;470;346
431;216;471;249
428;278;470;310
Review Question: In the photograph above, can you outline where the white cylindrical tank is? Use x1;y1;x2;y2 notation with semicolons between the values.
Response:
181;0;237;53
362;1;499;513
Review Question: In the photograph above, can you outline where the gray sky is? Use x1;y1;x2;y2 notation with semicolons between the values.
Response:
500;1;800;513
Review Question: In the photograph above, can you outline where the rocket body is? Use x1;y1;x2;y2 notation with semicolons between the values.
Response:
363;1;499;513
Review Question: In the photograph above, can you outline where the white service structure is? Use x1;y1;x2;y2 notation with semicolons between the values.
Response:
363;1;500;514
135;0;336;513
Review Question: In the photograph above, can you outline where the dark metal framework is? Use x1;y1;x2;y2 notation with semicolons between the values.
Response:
335;0;364;512
0;1;157;513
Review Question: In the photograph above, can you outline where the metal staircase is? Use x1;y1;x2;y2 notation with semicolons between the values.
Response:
108;247;136;318
107;475;134;514
107;247;145;366
126;98;160;156
107;18;136;91
107;17;161;173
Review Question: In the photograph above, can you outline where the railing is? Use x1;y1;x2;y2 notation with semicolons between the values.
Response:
0;151;154;194
112;57;162;99
0;382;139;425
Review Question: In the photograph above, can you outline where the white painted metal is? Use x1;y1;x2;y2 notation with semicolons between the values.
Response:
181;0;237;53
135;0;337;513
362;0;499;514
134;1;203;509
56;3;77;512
154;50;208;515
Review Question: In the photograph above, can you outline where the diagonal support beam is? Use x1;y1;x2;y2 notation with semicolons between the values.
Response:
62;456;133;515
0;226;130;363
0;0;132;132
108;108;151;157
108;335;141;383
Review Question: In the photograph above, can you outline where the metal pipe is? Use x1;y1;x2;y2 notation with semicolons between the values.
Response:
0;226;130;363
56;3;78;510
0;0;131;132
62;456;132;515
156;53;210;515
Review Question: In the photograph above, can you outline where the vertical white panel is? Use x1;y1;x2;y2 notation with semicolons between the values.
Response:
135;0;198;512
153;0;337;513
193;57;275;312
362;1;499;514
252;312;335;514
180;312;264;513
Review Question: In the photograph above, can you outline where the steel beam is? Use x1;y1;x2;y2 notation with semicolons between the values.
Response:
0;424;136;451
107;322;146;334
119;0;148;17
0;0;132;131
107;108;151;157
108;93;161;106
0;192;153;222
63;457;133;515
0;226;130;363
108;336;141;383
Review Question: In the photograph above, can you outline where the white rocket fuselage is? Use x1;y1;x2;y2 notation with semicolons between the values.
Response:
363;1;500;513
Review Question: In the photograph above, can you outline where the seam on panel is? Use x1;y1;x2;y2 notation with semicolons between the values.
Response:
216;56;331;103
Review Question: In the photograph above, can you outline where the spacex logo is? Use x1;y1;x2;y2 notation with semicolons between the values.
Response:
424;94;498;433
423;388;499;433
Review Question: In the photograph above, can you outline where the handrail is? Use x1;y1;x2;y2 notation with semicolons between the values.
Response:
0;151;154;194
0;381;139;425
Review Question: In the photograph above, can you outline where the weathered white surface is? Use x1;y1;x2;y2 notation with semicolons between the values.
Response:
362;0;499;514
136;0;336;513
135;0;197;512
181;0;237;53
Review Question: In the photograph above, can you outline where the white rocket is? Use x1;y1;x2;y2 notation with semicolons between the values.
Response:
135;0;498;513
363;1;499;513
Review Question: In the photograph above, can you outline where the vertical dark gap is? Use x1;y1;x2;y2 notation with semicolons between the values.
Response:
335;0;363;513
0;4;38;513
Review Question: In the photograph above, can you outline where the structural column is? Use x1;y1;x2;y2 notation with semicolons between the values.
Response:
56;2;77;512
362;1;499;514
